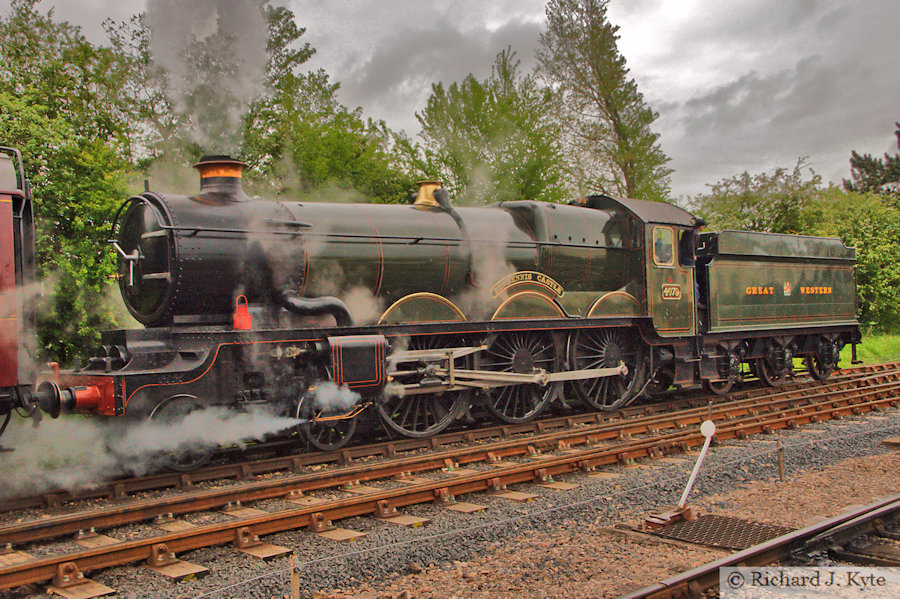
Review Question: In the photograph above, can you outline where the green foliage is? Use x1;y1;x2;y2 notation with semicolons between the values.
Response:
239;5;414;204
843;122;900;205
537;0;672;202
404;48;568;205
815;194;900;332
838;332;900;368
0;0;132;363
691;159;823;234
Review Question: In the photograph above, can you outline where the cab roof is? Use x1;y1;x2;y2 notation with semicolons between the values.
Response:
581;194;696;227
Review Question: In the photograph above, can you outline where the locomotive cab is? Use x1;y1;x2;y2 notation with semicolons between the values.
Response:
581;194;698;338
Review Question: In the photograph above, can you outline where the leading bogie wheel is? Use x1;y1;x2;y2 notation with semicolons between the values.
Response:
147;394;215;472
479;331;559;424
299;412;358;451
296;384;359;451
377;336;470;438
568;329;646;411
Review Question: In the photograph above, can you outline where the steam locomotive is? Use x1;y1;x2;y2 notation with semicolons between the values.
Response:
0;147;861;470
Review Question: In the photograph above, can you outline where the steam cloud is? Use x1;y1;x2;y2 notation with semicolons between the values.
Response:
341;286;384;325
453;215;519;320
146;0;268;154
310;381;361;414
0;406;299;497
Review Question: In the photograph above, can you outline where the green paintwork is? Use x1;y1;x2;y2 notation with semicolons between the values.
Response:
557;290;641;318
289;199;649;323
715;230;855;260
704;231;857;333
492;291;566;319
646;225;695;337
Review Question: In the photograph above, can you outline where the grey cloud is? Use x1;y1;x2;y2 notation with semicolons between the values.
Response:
5;0;147;43
643;0;900;196
6;0;900;199
336;18;543;135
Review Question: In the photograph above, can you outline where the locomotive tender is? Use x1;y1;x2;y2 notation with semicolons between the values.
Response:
0;147;860;469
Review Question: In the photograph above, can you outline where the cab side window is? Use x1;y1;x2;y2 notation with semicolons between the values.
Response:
652;226;675;266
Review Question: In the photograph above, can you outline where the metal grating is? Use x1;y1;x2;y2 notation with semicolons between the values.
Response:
651;514;794;550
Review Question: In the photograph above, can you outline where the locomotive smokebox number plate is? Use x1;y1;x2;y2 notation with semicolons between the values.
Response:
650;514;793;550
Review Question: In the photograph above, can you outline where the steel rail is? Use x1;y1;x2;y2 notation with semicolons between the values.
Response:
2;365;882;514
618;494;900;599
1;373;898;548
1;378;898;589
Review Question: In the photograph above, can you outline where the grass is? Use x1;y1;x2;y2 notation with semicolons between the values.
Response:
839;332;900;368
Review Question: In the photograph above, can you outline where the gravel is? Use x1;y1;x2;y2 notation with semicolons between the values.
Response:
2;407;898;599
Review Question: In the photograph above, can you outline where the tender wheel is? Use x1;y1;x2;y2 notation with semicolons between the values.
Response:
147;394;214;472
703;378;734;395
755;358;787;387
480;331;559;424
568;329;646;411
806;341;835;381
377;336;470;438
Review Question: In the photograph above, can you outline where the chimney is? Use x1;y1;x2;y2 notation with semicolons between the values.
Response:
193;155;250;202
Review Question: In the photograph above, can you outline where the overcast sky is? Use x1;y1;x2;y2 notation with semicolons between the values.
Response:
2;0;898;199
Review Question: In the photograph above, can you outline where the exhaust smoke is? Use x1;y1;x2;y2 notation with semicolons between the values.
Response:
146;0;268;154
0;405;300;497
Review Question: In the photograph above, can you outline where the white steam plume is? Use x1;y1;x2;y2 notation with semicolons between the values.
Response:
146;0;268;154
341;286;384;325
0;406;299;497
310;381;360;414
453;216;518;320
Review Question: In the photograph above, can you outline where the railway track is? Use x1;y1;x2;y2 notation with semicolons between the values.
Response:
0;362;898;592
2;361;890;514
621;493;900;599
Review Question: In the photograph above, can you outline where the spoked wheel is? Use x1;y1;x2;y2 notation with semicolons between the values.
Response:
296;384;359;451
754;358;788;387
480;331;559;424
806;342;835;381
568;329;646;411
299;413;358;451
703;378;734;395
147;394;214;472
377;336;470;438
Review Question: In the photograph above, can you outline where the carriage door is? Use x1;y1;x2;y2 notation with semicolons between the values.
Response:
647;225;695;337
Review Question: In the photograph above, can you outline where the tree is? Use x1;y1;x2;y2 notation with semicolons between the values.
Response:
809;193;900;332
404;48;568;205
0;0;134;363
843;122;900;205
691;159;823;234
108;3;412;204
537;0;672;202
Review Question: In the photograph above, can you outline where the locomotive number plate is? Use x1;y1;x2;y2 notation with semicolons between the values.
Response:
661;284;682;300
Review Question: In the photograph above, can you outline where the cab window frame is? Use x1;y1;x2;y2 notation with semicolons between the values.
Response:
652;226;676;267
